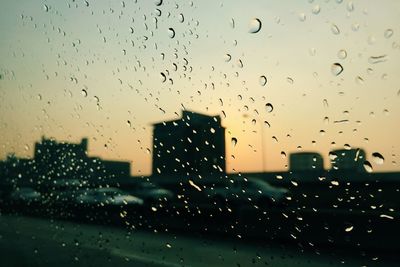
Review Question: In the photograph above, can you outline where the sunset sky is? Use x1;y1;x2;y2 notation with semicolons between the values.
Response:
1;0;399;175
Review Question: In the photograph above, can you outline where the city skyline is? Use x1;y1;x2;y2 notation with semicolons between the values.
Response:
1;1;399;175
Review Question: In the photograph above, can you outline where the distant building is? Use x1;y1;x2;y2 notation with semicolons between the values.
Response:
289;152;324;172
34;137;131;184
34;137;89;181
330;148;366;172
152;110;226;176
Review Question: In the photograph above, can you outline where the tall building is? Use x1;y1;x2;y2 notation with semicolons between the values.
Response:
152;110;226;176
330;148;366;172
289;152;324;172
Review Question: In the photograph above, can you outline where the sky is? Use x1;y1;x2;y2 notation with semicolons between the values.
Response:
1;0;400;175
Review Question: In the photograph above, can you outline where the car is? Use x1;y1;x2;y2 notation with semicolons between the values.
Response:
75;187;144;207
127;182;174;206
206;178;290;210
10;187;42;206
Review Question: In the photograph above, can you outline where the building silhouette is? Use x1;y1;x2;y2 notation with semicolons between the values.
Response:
289;152;324;172
152;110;225;176
0;137;131;189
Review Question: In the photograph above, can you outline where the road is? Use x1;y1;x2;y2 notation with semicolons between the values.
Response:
0;214;397;267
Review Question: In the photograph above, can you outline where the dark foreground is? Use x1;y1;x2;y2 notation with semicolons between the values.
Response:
0;214;398;267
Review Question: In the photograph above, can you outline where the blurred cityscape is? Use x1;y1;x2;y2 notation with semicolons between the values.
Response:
0;110;399;252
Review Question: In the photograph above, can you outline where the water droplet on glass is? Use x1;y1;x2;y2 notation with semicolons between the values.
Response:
286;77;294;84
331;24;340;35
224;54;231;62
298;13;306;22
355;76;364;85
178;13;184;23
363;161;373;173
264;121;271;128
231;137;238;148
248;18;262;33
43;4;49;12
155;0;163;6
259;75;267;86
351;23;360;32
329;152;338;160
265;103;273;113
312;5;321;15
345;225;354;232
337;49;347;59
81;89;88;97
331;63;344;76
368;55;387;64
166;243;172;248
168;28;175;38
281;151;287;158
372;152;384;165
384;29;394;39
347;1;354;12
230;18;235;29
160;72;167;82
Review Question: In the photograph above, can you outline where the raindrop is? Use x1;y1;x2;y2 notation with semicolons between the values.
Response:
363;161;373;173
368;55;387;64
248;18;262;33
160;72;167;82
337;49;347;59
259;76;267;86
345;225;354;232
155;0;163;6
384;29;394;39
286;77;294;84
298;13;306;22
344;144;351;150
312;5;321;15
355;76;364;85
263;121;271;128
329;152;338;160
166;243;172;248
281;151;287;158
43;4;49;12
178;13;184;23
331;63;344;76
237;59;243;68
231;137;238;148
81;89;88;97
230;18;235;29
372;152;384;165
331;24;340;35
168;28;175;38
265;103;273;113
346;1;354;12
224;54;231;62
127;120;131;127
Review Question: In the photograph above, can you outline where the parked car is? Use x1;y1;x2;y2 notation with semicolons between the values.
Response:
75;187;144;207
127;182;174;206
206;178;290;210
10;187;42;206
